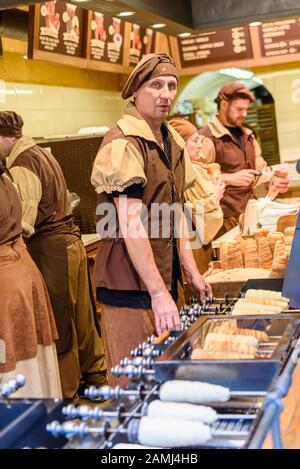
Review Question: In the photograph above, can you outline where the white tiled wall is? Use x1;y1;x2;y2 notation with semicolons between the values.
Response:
259;69;300;163
0;80;126;138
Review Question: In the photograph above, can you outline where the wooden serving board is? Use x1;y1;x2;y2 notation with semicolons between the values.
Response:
276;213;298;233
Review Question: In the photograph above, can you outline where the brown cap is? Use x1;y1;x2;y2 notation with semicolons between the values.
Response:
168;118;197;141
0;111;23;137
215;81;255;104
122;53;178;99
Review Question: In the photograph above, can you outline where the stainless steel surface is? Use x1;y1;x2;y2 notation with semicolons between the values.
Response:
154;314;300;391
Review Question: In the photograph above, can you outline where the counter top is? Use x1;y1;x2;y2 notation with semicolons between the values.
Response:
82;233;100;247
211;225;240;249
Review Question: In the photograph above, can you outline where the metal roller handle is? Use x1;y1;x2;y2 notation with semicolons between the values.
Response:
0;374;25;398
63;403;126;421
84;384;144;400
46;420;109;439
120;357;154;368
111;364;155;379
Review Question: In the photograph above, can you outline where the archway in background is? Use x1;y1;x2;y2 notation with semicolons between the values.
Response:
173;68;280;165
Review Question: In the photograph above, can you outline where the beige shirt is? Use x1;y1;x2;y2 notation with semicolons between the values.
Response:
6;136;41;237
91;102;196;194
184;160;223;245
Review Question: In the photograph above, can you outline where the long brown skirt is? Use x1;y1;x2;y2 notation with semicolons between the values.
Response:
0;237;61;398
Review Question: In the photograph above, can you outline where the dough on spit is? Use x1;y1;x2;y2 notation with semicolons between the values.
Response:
138;416;212;447
159;380;230;404
146;400;217;424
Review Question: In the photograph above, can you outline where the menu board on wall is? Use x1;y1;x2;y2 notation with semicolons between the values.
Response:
89;12;125;64
37;1;86;58
177;26;253;68
129;24;155;66
258;18;300;57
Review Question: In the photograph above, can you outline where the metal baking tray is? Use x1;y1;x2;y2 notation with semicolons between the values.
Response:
154;315;300;392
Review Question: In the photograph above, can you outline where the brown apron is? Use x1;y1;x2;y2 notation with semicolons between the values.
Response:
25;232;73;355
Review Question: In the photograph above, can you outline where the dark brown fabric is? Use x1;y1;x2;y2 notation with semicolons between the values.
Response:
66;239;107;386
27;235;107;396
0;237;57;373
93;112;186;291
122;53;178;99
0;155;6;175
215;81;255;104
10;144;80;242
0;175;22;245
0;111;23;137
100;305;156;387
199;125;256;217
26;232;73;355
168;118;197;141
57;239;107;399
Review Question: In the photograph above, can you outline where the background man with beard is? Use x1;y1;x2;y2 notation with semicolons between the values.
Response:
198;82;289;235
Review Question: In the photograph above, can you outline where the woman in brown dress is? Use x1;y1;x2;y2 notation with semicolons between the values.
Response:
0;156;61;398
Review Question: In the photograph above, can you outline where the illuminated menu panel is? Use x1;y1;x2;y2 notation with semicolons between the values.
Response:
178;26;253;68
89;12;125;64
128;24;155;66
37;1;86;58
258;18;300;57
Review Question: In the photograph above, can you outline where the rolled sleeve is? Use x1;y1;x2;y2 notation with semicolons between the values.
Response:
183;148;197;189
9;166;42;237
197;136;216;165
91;138;147;193
184;165;223;244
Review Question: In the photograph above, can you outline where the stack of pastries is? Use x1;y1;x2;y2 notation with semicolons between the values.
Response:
191;319;270;360
205;226;296;283
232;289;289;315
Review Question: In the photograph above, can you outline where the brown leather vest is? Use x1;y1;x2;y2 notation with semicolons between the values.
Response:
93;126;186;291
199;126;256;217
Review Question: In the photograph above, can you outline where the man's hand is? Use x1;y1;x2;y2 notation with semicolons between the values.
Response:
188;274;212;304
222;169;260;187
151;292;181;335
269;175;290;194
212;177;226;201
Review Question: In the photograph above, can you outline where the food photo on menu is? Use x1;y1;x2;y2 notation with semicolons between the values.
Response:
107;17;123;62
63;3;80;38
41;1;60;34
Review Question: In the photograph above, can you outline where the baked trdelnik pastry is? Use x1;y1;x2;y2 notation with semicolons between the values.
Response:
284;227;295;237
220;241;229;270
257;236;273;270
243;238;259;268
226;240;244;269
267;232;284;253
232;289;289;315
272;239;288;276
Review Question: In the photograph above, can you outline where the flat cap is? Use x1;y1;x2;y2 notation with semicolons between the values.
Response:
122;53;178;99
215;81;255;104
168;118;197;141
0;111;24;137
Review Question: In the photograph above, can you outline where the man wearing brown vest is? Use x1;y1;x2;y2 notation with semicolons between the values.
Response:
198;82;289;235
91;53;212;385
0;111;107;401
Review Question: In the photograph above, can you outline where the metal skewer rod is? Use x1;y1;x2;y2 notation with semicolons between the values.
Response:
47;419;250;441
62;404;258;422
85;384;267;401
